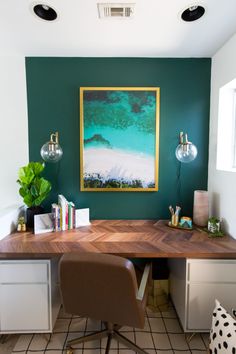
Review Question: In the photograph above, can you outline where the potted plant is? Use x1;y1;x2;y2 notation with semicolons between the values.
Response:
17;161;52;228
208;216;220;234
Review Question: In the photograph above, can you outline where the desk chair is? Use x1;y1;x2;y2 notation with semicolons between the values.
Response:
59;253;151;354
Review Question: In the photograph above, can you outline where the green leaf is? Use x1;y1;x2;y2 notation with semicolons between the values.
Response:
39;178;51;195
30;184;39;198
23;193;34;207
17;161;51;208
18;166;34;185
29;162;44;176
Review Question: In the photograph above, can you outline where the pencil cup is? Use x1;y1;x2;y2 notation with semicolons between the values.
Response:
171;215;179;226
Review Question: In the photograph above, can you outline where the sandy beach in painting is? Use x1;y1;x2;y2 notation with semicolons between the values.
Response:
84;147;155;187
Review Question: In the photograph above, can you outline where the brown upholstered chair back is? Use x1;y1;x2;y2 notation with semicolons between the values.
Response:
59;253;147;328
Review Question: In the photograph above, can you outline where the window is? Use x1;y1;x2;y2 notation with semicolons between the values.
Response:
217;79;236;172
232;90;236;168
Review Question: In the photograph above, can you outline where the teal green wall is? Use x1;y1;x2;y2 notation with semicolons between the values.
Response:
26;58;211;219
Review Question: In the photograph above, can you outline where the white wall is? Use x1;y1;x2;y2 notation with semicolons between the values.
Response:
0;56;28;238
208;33;236;239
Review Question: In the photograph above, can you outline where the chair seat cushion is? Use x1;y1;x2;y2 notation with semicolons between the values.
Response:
209;299;236;354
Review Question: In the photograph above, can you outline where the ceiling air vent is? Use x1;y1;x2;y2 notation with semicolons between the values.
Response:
98;3;135;19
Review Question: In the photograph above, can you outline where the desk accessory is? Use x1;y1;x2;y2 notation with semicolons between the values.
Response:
75;208;90;227
167;221;193;231
169;205;181;226
34;213;54;234
17;216;26;232
179;216;192;229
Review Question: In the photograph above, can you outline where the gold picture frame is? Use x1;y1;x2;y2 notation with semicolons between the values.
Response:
80;87;160;192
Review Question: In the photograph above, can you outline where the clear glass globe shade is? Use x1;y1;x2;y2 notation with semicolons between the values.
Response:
40;142;63;163
175;143;197;163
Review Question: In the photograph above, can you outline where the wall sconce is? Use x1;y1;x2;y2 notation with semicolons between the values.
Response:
175;132;198;163
40;132;63;163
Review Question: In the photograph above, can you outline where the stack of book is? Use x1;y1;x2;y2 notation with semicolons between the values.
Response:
51;195;76;231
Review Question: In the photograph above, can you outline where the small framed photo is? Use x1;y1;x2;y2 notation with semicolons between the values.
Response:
34;213;54;234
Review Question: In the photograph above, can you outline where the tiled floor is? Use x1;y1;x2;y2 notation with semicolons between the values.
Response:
9;304;209;354
0;334;19;354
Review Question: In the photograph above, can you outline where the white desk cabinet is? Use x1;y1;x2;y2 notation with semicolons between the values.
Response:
169;258;236;332
0;259;61;333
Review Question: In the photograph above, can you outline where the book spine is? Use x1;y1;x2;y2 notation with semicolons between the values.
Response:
51;204;57;231
73;206;76;229
65;202;68;230
68;203;71;230
58;195;67;231
57;205;62;231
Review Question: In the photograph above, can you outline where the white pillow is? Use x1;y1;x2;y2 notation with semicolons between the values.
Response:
209;299;236;354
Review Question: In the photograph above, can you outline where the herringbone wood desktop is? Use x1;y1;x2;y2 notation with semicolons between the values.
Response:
1;220;236;258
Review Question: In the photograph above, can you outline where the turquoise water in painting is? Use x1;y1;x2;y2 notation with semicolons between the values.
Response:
84;126;155;156
83;90;157;158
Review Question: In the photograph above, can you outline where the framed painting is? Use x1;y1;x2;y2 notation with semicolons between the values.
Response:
80;87;160;191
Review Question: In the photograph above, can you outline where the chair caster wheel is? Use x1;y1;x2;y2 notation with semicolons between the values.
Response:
66;348;74;354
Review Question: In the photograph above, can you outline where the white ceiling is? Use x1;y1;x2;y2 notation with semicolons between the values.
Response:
1;0;236;57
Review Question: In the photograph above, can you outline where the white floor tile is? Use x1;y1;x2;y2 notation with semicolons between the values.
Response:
12;334;33;351
53;318;71;333
28;334;49;350
164;318;182;333
69;317;87;332
152;333;172;350
135;332;155;349
86;319;102;331
169;333;189;350
188;333;207;350
117;332;135;349
149;317;166;332
46;332;67;350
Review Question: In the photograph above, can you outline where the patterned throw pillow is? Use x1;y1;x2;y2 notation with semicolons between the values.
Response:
209;299;236;354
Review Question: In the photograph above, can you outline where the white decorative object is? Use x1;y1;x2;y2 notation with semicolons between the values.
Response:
34;213;54;234
210;299;236;353
193;190;208;226
75;208;90;227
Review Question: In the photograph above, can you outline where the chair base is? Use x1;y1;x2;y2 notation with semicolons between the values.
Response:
66;323;149;354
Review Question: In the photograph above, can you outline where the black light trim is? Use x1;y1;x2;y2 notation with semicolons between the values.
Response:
181;5;205;22
33;4;57;21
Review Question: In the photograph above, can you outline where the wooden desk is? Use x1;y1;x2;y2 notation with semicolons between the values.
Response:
1;219;236;259
1;219;236;333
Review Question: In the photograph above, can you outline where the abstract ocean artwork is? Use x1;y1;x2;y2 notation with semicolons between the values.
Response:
80;87;159;191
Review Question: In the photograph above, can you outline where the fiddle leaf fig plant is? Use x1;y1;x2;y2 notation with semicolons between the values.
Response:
17;162;51;208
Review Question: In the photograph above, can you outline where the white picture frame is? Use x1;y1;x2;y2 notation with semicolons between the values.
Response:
75;208;90;227
34;213;54;234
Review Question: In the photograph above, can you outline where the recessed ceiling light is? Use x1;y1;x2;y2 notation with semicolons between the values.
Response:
181;5;205;22
33;3;57;21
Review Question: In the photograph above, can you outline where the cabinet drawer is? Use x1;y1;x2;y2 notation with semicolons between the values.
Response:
187;260;236;283
187;283;236;331
0;283;49;331
0;262;49;283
